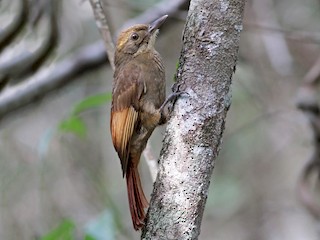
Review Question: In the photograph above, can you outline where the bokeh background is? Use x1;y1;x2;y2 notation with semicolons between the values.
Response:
0;0;320;239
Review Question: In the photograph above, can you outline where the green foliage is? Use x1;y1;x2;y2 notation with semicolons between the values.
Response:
59;116;87;137
41;219;75;240
84;235;97;240
72;93;112;115
40;212;118;240
58;93;111;137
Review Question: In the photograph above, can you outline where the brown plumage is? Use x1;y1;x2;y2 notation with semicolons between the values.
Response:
110;15;168;230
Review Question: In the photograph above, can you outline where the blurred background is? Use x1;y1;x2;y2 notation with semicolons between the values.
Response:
0;0;320;239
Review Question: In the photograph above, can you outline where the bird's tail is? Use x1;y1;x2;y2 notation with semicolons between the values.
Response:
126;164;148;230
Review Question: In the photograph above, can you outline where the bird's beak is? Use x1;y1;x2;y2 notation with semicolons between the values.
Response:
148;15;168;34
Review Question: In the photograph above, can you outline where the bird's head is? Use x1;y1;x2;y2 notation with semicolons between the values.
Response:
115;15;168;59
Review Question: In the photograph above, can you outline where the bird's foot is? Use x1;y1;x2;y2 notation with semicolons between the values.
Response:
158;90;189;124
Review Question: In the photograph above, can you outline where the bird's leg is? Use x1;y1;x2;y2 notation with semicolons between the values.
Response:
159;92;183;112
158;90;188;124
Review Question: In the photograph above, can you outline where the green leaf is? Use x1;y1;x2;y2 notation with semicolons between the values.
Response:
72;93;112;115
41;219;75;240
84;235;96;240
59;116;87;137
57;93;111;138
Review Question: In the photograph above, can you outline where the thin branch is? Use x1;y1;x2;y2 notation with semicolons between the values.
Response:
89;0;115;70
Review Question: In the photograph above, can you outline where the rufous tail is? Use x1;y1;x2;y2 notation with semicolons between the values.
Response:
126;165;148;230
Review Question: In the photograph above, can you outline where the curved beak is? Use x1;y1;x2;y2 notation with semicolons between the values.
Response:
148;15;168;33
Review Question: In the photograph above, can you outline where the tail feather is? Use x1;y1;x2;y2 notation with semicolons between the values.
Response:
126;166;148;230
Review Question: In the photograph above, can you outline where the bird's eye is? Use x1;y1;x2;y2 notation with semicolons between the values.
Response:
131;33;139;41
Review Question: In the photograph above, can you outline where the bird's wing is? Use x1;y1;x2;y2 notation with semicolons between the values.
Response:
110;63;145;176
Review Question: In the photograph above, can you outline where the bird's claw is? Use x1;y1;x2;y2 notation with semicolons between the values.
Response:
158;90;189;124
159;91;188;112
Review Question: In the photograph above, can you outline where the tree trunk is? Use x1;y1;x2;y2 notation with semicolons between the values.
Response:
142;0;246;239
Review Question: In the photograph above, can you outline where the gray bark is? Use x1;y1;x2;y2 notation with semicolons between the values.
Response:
142;0;245;239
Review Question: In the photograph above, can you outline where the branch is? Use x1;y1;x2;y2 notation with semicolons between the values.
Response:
0;42;107;122
89;0;115;70
142;0;246;238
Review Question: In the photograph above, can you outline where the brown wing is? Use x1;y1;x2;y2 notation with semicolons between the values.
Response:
110;63;145;176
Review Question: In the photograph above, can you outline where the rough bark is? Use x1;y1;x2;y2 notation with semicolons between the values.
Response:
142;0;245;239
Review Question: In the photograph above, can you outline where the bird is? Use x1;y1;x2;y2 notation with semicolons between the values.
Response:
110;15;179;230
